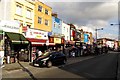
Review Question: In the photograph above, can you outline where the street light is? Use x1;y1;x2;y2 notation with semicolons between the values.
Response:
110;23;120;40
95;28;103;43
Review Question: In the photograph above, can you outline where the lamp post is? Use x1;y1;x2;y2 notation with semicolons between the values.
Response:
110;23;120;40
95;28;103;43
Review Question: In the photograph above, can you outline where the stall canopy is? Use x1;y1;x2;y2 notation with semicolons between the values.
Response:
5;32;29;44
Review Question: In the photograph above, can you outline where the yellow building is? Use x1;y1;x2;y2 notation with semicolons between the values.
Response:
12;0;35;33
34;1;52;32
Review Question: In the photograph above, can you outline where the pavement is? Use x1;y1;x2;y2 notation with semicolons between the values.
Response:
2;55;95;75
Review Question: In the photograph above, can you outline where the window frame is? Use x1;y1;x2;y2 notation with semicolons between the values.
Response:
45;19;49;26
38;17;42;24
45;9;48;15
26;9;31;19
38;5;42;12
16;4;22;16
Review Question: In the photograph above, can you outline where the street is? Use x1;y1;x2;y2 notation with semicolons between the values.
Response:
2;52;120;80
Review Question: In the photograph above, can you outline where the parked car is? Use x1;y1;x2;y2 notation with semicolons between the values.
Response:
33;51;67;68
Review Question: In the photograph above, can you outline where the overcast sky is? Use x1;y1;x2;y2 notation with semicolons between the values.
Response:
45;1;119;40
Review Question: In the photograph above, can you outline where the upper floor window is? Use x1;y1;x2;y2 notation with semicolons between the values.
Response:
67;28;68;32
58;24;60;28
45;19;49;26
45;9;48;15
16;5;22;15
26;9;31;19
38;17;42;24
54;22;56;27
38;5;42;12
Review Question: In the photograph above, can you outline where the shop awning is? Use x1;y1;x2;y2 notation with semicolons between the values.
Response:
6;32;29;44
27;38;47;46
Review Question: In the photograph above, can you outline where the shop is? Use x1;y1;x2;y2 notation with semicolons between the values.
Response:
47;36;55;50
0;20;30;63
23;28;48;62
4;32;30;63
0;30;4;66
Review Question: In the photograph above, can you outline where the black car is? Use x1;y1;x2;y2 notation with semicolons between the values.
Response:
33;51;67;68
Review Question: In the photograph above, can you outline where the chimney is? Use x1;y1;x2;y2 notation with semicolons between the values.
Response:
52;13;58;18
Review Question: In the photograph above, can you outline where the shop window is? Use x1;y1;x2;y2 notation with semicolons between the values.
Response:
38;17;42;24
38;5;42;12
45;9;48;15
16;5;22;16
26;9;31;19
45;19;49;26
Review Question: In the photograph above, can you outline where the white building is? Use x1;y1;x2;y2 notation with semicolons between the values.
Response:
62;21;70;41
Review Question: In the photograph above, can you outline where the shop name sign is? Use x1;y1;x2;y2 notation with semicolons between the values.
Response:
0;20;20;33
26;28;48;40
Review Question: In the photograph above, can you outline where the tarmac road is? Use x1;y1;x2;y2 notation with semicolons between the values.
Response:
33;52;120;80
2;52;120;80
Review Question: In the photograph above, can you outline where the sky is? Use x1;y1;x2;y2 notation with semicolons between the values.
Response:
44;0;119;40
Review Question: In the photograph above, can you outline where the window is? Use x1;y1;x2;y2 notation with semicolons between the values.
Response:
16;5;22;15
38;17;42;24
26;9;31;18
38;5;42;12
58;24;60;28
45;9;48;15
64;27;65;30
67;28;68;32
67;36;69;40
45;19;49;26
54;22;56;27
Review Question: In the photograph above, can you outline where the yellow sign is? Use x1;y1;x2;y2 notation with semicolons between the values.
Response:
54;38;61;44
36;35;41;39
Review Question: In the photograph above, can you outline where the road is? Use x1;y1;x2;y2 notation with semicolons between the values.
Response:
2;52;120;80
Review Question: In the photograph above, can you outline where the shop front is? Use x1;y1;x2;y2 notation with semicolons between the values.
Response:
24;28;48;62
4;32;30;63
0;20;30;63
0;30;4;66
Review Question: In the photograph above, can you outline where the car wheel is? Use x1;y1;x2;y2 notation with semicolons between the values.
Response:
46;61;52;68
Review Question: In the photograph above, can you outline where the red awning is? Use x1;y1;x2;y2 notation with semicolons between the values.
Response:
27;38;47;46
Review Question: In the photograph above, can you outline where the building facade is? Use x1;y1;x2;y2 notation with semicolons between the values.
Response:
0;0;35;33
62;21;70;41
51;16;62;36
34;1;52;32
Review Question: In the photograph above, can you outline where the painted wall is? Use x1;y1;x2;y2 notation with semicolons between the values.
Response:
0;0;12;20
34;1;52;32
0;0;35;33
62;21;70;41
51;16;62;35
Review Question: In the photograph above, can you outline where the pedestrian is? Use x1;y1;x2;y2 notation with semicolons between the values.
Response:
38;50;42;56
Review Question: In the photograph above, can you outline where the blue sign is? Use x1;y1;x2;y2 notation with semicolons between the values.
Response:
55;18;60;23
48;32;52;36
84;34;88;43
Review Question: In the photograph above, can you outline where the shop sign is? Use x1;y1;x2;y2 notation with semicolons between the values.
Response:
49;37;54;43
61;38;64;44
54;38;61;44
84;34;88;43
0;20;20;33
22;26;28;32
26;28;48;40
